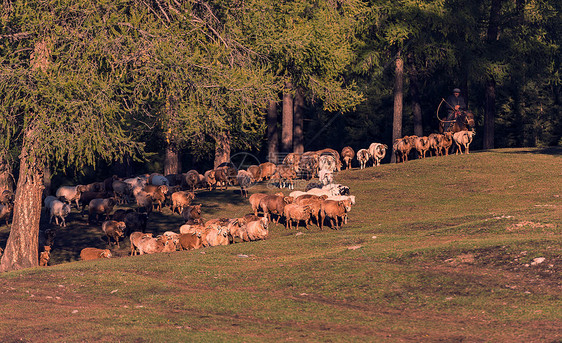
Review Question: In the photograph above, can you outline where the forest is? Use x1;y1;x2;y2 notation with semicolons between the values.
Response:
0;0;561;271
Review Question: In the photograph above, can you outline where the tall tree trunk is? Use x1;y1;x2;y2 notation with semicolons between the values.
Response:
281;81;294;153
213;131;231;169
483;0;503;150
484;77;496;149
267;99;279;164
164;143;181;175
391;52;404;163
293;88;305;154
409;67;423;137
0;147;44;272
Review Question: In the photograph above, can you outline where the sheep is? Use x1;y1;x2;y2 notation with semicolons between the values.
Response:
44;195;58;212
124;212;148;235
102;220;126;248
181;204;202;222
413;136;430;159
259;162;277;181
440;132;454;156
341;147;355;170
226;218;248;243
368;143;388;166
79;191;108;213
236;170;253;197
316;148;342;171
326;195;355;224
88;198;116;224
453;130;476;154
149;173;169;186
393;136;413;163
179;223;205;235
39;246;51;267
428;133;443;157
204;170;217;191
112;180;132;204
134;191;153;215
49;199;71;227
294;197;324;227
0;202;13;227
0;189;14;205
356;149;370;169
282;153;301;173
184;170;201;191
246;217;269;241
129;232;153;255
247;165;262;182
318;154;337;173
80;247;112;261
135;235;174;255
38;228;56;248
298;152;319;180
249;193;268;216
55;185;87;208
143;185;168;212
276;165;297;189
178;232;203;250
288;190;308;199
259;194;294;223
201;224;230;247
103;175;118;193
216;164;238;187
307;184;349;197
284;204;312;230
171;191;195;214
163;231;181;250
83;182;104;193
165;173;184;187
320;200;352;230
318;168;334;186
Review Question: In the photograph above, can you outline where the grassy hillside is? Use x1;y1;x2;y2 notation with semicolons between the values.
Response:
0;148;560;342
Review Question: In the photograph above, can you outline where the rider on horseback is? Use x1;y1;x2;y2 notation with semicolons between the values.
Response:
443;88;467;132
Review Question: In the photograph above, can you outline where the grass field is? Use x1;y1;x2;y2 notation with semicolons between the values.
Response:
0;148;560;342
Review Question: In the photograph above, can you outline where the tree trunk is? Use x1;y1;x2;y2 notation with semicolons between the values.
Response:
391;52;404;163
483;0;503;150
484;77;496;149
164;143;181;175
213;131;231;169
267;99;279;164
409;68;423;137
0;148;44;272
281;81;294;153
293;88;305;154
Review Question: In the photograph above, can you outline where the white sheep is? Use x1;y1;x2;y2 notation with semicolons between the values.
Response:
49;199;71;227
56;185;87;208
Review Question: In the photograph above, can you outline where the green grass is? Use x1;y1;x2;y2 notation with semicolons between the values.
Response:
0;147;561;342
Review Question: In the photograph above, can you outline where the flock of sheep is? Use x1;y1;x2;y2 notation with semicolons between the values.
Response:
0;131;474;266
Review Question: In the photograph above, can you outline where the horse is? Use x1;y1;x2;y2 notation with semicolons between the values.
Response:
439;110;475;134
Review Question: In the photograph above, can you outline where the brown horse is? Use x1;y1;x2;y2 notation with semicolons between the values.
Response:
439;110;475;134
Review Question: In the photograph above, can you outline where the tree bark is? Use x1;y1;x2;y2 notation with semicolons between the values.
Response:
484;77;496;149
293;88;305;154
281;81;294;153
409;68;423;137
213;131;231;169
391;52;404;163
0;147;44;272
164;143;181;175
267;99;279;164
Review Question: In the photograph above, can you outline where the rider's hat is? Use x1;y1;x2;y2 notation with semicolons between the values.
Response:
452;88;461;93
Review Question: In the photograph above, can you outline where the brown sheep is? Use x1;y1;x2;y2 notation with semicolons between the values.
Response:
247;165;262;182
413;136;430;159
178;232;203;250
246;217;269;241
298;152;319;180
213;168;230;190
184;170;201;191
356;149;370;169
39;246;51;267
0;189;14;205
79;191;108;213
171;191;195;214
294;196;325;227
276;165;298;189
88;198;116;224
182;204;202;222
204;170;217;191
201;224;230;247
134;191;153;215
226;218;248;243
320;199;352;230
341;146;355;170
179;223;205;235
428;133;444;157
135;235;174;255
258;162;277;181
249;193;268;216
129;232;153;255
284;204;312;230
282;153;301;173
440;132;454;156
102;220;126;248
80;247;112;261
259;194;294;223
393;136;413;163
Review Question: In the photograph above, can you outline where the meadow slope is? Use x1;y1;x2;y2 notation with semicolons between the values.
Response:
0;148;560;342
